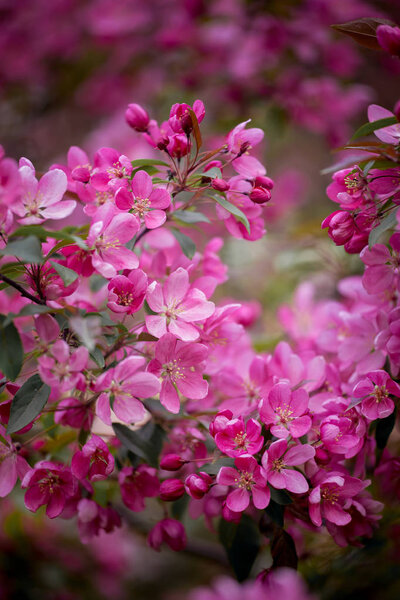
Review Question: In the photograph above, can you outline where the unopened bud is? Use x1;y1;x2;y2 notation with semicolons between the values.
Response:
160;454;185;471
125;103;150;132
212;178;230;192
159;478;185;501
185;472;212;499
249;186;272;204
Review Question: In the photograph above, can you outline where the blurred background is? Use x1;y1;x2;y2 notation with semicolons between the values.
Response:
1;0;400;598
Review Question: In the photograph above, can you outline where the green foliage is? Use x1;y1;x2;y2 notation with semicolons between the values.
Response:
7;374;50;434
171;228;196;259
0;316;23;381
219;515;260;581
212;194;251;233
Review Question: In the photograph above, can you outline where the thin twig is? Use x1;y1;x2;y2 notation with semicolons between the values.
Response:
0;274;46;305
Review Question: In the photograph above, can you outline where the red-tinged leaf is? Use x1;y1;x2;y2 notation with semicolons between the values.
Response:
188;108;202;150
331;18;394;50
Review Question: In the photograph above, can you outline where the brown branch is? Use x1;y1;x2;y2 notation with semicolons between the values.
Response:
0;274;46;305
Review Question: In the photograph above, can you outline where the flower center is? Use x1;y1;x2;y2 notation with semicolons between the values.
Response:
235;470;254;490
321;487;339;504
133;196;150;217
374;385;388;403
162;359;184;381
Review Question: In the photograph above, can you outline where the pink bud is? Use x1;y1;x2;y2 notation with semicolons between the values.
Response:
209;410;233;437
249;186;272;204
126;103;150;132
159;478;185;501
255;176;274;190
212;178;230;192
160;454;185;471
184;472;212;499
377;25;400;57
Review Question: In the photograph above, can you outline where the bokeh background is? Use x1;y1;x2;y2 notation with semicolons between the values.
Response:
1;0;400;598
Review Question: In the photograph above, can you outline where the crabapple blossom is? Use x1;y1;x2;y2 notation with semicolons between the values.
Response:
107;269;148;314
71;435;115;482
119;465;159;512
262;439;315;494
259;382;312;439
309;473;365;527
216;455;270;512
214;416;263;458
148;518;187;552
22;461;78;519
352;370;400;420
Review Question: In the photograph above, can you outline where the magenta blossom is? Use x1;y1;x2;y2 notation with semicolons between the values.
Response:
77;499;121;544
119;465;160;512
147;333;208;413
107;269;148;314
262;439;315;494
214;417;263;458
71;435;114;482
126;103;150;132
115;170;171;229
145;267;215;341
86;204;140;278
227;120;264;155
259;382;311;439
216;455;269;512
360;233;400;295
376;25;400;56
95;355;161;425
148;518;187;552
21;461;78;519
169;100;205;134
12;165;75;225
353;370;400;420
309;473;365;527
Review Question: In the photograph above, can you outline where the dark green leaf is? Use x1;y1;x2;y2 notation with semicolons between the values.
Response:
271;528;298;570
212;195;250;234
11;225;88;250
50;261;79;286
0;236;43;263
375;408;397;450
269;486;293;505
219;515;260;582
172;210;210;224
130;159;169;169
89;346;105;368
112;422;165;467
369;210;397;248
265;500;285;527
3;304;51;327
171;229;196;259
171;494;189;519
0;316;23;381
351;117;398;141
7;374;50;433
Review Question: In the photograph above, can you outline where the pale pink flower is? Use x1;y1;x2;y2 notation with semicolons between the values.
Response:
94;355;160;425
368;104;400;145
353;370;400;420
115;169;170;229
259;382;311;439
38;340;88;397
147;333;208;413
0;425;30;497
145;267;215;341
261;439;315;494
216;455;269;512
360;233;400;295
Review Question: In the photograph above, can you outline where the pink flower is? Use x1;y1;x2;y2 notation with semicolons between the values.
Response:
159;478;185;501
145;267;215;341
309;473;365;527
21;461;78;519
71;435;114;482
185;472;212;499
326;167;368;210
90;147;133;192
262;439;315;494
107;269;148;314
376;25;400;57
259;382;311;439
353;370;400;420
148;518;187;552
94;355;161;425
147;333;208;413
86;204;140;278
0;425;30;497
169;100;205;134
77;499;121;543
115;170;171;229
227;120;264;155
119;465;159;511
360;233;400;295
38;340;88;397
368;104;400;145
12;165;75;225
214;417;263;458
54;397;93;431
216;455;269;512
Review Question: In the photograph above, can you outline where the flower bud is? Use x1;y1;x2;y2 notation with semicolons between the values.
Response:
160;454;185;471
376;25;400;57
249;186;272;204
209;409;233;437
159;478;185;501
255;175;274;190
184;472;212;499
125;103;150;132
212;178;230;192
168;134;189;159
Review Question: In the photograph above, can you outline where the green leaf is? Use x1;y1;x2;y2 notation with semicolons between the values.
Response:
369;210;397;248
212;195;250;234
89;346;105;368
171;494;189;519
172;210;210;224
351;117;398;141
130;159;169;169
112;422;165;468
3;304;51;327
0;316;23;381
269;486;293;505
11;225;88;250
171;229;196;259
271;528;298;570
50;261;79;286
197;167;222;179
0;236;43;263
7;374;50;434
219;515;260;582
375;408;397;450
